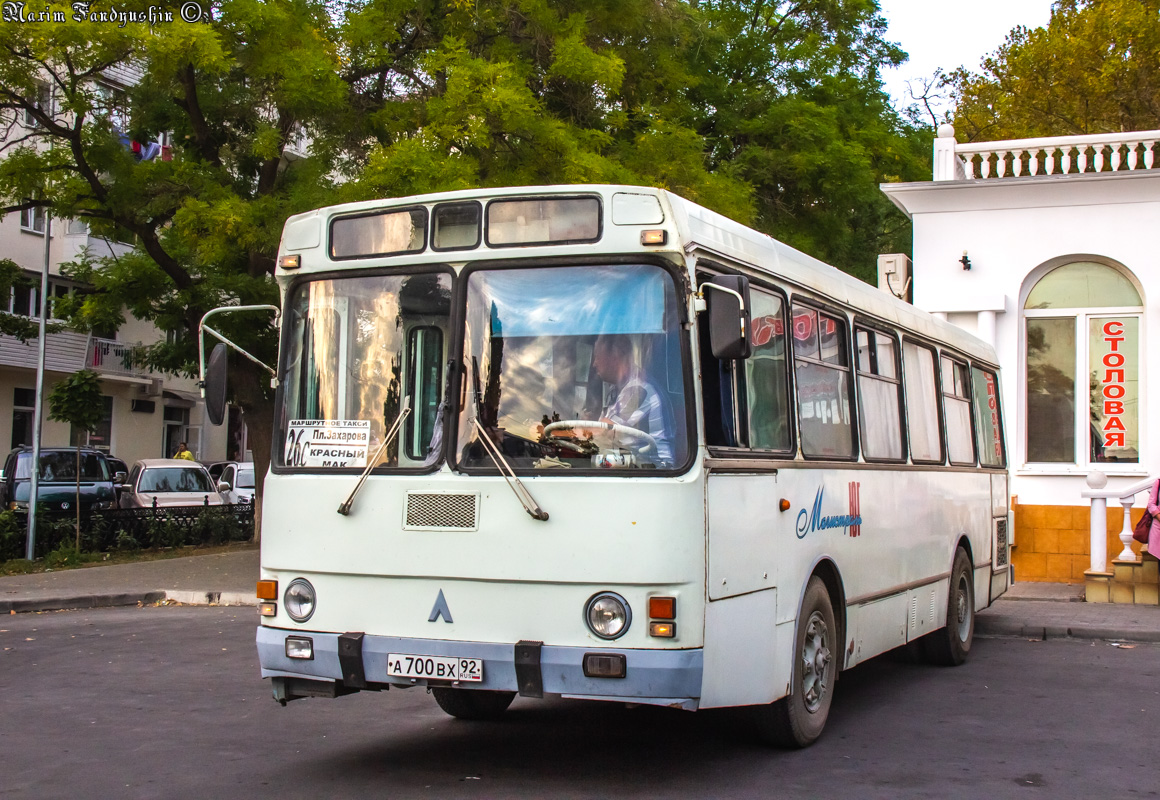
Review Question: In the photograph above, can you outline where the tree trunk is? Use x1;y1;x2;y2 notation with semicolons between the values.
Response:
231;364;274;545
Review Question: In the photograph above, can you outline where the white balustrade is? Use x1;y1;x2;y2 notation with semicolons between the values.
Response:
933;127;1160;181
1081;472;1157;573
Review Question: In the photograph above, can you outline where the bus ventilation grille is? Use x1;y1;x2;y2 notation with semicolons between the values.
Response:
994;518;1009;568
404;492;480;531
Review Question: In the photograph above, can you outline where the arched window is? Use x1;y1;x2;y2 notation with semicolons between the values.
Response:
1024;261;1142;467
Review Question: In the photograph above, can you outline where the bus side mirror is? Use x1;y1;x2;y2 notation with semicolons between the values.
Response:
702;276;752;360
204;343;228;426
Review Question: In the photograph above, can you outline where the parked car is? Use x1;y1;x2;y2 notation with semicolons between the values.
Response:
0;447;117;513
106;456;129;482
218;462;255;504
118;459;228;509
206;461;232;481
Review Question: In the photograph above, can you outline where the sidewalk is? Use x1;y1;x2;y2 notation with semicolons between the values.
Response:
2;550;1159;643
0;546;259;613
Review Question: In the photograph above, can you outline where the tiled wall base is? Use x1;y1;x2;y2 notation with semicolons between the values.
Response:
1012;502;1150;584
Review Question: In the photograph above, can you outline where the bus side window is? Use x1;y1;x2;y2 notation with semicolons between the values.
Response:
855;328;904;460
941;355;976;465
902;341;943;463
404;326;445;461
971;366;1005;467
792;304;855;459
743;289;792;452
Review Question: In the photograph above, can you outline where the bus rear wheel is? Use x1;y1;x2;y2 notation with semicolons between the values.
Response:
431;688;516;720
923;547;975;666
755;576;837;748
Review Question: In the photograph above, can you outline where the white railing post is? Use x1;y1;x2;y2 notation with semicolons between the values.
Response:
1117;496;1139;562
933;124;964;181
1087;471;1108;573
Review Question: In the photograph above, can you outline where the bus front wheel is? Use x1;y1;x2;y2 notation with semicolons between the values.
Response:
431;688;516;720
923;546;975;666
755;576;837;748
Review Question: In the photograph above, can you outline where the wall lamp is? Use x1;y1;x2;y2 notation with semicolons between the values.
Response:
960;251;972;271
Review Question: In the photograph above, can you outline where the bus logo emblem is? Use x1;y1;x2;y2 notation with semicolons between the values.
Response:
428;589;454;623
796;483;862;539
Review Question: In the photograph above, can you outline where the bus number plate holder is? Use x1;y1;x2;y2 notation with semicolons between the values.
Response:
386;654;483;682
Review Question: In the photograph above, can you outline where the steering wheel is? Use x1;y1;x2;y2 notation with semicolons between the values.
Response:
542;419;658;457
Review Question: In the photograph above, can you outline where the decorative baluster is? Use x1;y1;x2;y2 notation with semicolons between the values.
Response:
1094;145;1106;172
1118;496;1139;562
1111;144;1122;171
999;151;1009;177
1077;146;1088;173
1013;150;1024;176
1145;142;1156;169
980;152;992;179
1044;147;1056;174
1127;143;1139;170
1029;149;1040;176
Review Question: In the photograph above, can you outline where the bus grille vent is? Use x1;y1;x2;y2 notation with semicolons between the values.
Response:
994;518;1009;568
404;493;479;531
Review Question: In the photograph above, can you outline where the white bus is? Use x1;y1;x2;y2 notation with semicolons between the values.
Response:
238;185;1010;747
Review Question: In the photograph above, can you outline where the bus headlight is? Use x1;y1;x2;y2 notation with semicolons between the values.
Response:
284;578;316;623
585;592;631;640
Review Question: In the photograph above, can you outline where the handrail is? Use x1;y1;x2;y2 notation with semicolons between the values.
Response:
1081;472;1158;570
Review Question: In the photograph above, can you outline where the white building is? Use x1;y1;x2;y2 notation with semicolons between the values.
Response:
882;125;1160;595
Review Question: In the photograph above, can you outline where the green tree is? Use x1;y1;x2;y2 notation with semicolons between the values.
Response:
686;0;931;282
46;369;103;549
949;0;1160;141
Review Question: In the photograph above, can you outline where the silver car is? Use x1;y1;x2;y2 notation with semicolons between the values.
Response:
218;462;256;504
118;459;228;509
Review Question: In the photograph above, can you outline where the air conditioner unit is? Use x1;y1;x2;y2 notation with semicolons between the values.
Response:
137;378;163;397
877;253;912;302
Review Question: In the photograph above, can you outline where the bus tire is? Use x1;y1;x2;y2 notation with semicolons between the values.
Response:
755;576;836;748
923;547;974;666
431;688;516;720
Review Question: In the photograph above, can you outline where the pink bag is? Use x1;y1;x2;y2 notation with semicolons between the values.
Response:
1132;480;1159;544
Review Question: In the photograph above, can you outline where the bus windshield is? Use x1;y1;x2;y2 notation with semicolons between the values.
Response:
457;264;689;471
279;272;452;470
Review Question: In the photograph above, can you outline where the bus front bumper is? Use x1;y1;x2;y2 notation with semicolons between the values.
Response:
257;626;703;710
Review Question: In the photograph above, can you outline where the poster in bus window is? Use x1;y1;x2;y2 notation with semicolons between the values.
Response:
286;420;371;467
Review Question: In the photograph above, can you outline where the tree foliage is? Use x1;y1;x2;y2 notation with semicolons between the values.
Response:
949;0;1160;141
0;0;925;513
46;368;104;434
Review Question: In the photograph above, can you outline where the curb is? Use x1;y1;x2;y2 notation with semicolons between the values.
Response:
976;618;1160;643
1;590;256;614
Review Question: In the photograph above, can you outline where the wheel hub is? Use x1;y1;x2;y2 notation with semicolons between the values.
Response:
800;612;831;713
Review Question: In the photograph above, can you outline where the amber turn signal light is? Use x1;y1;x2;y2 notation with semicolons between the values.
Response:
649;622;676;638
648;596;676;620
257;580;278;600
779;499;791;512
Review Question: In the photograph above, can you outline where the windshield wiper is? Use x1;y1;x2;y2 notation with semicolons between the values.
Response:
337;396;411;516
471;418;550;522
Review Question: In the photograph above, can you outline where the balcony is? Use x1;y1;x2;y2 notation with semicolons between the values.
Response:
934;126;1160;182
0;329;89;373
87;337;141;377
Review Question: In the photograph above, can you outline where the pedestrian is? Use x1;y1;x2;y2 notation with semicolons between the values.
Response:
173;442;195;461
1146;476;1160;555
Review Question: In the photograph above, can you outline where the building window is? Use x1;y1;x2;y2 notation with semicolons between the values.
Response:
23;82;52;128
12;388;35;449
70;396;113;452
1024;261;1142;466
20;205;46;235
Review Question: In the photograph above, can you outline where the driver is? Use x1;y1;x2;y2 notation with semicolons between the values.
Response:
591;334;675;466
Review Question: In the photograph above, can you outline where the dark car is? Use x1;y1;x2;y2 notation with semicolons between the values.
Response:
0;447;118;513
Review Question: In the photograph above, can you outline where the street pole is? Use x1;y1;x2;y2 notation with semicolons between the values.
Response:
25;209;51;561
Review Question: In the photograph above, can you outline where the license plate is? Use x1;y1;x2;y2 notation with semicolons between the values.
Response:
386;654;483;682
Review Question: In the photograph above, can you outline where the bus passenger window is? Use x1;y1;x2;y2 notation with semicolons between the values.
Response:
942;356;975;465
971;367;1005;467
744;290;791;451
792;305;854;459
902;341;943;463
855;328;903;460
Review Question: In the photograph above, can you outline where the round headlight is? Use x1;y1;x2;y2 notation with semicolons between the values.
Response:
284;578;316;623
585;592;631;640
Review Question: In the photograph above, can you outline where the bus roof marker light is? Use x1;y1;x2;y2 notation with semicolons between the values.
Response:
278;255;300;270
640;229;666;245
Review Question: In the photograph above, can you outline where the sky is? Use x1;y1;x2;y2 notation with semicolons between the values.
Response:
877;0;1054;120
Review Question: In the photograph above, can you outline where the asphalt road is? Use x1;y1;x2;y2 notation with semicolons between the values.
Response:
2;606;1158;799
